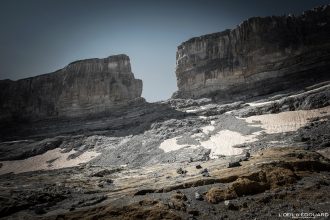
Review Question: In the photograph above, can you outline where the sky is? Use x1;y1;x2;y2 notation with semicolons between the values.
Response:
0;0;329;101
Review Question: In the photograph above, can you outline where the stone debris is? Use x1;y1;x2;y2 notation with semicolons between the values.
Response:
176;168;188;175
200;168;210;177
195;192;203;201
227;161;241;168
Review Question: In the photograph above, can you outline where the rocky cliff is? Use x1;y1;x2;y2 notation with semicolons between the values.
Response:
174;5;330;100
0;54;143;121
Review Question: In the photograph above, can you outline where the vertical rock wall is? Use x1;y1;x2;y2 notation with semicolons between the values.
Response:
174;5;330;100
0;54;143;120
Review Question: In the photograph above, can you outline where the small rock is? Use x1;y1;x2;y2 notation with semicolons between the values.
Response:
202;172;210;177
245;151;250;158
200;168;208;174
242;202;248;208
224;201;239;210
227;161;241;168
98;179;113;187
195;164;202;169
229;204;239;211
200;168;210;177
176;168;187;175
195;192;203;200
187;209;199;216
168;201;174;209
238;156;248;162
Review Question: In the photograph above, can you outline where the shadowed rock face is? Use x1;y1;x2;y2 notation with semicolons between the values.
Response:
0;54;143;121
174;5;330;100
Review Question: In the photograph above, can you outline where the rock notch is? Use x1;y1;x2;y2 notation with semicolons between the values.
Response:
0;54;143;121
173;5;330;100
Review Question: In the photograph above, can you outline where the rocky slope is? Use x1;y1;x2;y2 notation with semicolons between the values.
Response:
0;54;143;121
0;81;329;219
174;5;330;100
0;92;329;219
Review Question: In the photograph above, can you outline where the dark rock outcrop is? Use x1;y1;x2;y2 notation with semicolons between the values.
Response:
174;5;330;100
0;54;143;121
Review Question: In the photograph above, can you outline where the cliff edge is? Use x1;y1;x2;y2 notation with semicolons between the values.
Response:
173;5;330;100
0;54;143;121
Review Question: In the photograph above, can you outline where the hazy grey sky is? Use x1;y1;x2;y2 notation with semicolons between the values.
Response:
1;0;329;101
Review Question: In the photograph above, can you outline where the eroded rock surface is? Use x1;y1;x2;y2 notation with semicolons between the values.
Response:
1;147;329;220
0;54;143;121
174;5;330;100
0;82;329;220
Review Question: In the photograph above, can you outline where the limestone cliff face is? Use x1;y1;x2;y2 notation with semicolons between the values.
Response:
174;5;330;100
0;54;143;120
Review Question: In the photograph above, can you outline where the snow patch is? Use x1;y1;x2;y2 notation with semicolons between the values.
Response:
0;148;100;174
159;137;190;153
244;107;330;134
200;130;258;158
159;129;256;158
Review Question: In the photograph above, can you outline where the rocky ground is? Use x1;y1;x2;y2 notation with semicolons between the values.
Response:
0;82;330;219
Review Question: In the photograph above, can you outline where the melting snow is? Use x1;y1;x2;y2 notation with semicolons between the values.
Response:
244;107;330;134
0;148;100;174
159;106;330;158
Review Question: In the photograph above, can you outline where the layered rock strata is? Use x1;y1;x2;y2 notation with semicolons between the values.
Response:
174;5;330;100
0;54;143;120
